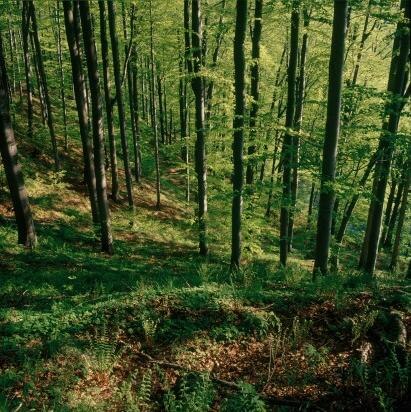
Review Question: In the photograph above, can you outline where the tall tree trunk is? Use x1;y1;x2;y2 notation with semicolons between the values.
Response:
279;0;299;266
21;2;33;140
260;41;287;182
55;1;68;151
288;7;310;251
0;33;36;249
191;0;208;256
313;0;348;276
389;151;410;271
360;0;410;276
63;0;99;224
245;0;263;185
205;0;227;124
29;31;46;126
107;0;134;208
28;0;60;170
98;0;119;201
149;0;161;210
231;0;248;269
132;63;142;182
157;71;166;144
78;0;113;254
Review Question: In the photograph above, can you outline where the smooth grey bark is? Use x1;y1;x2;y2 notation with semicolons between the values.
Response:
231;0;248;269
313;0;348;276
0;33;36;249
79;0;114;254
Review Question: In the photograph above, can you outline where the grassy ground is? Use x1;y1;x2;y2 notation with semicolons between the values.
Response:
0;102;410;411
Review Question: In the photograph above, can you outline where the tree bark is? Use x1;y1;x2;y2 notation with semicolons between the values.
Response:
384;179;405;250
389;151;410;271
245;0;263;185
313;0;348;276
98;0;119;201
360;0;410;276
21;2;33;140
231;0;248;270
191;0;208;256
288;7;309;251
63;0;99;225
280;0;299;266
107;0;134;209
55;1;68;151
78;0;114;254
149;0;161;210
0;33;36;249
28;0;60;170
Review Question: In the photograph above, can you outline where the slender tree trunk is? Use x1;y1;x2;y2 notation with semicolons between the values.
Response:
389;152;410;271
149;0;161;210
351;0;373;86
157;71;166;144
313;0;348;276
0;33;36;249
288;8;309;251
191;0;208;256
245;0;263;185
260;41;287;182
360;0;410;276
98;0;119;201
63;0;99;224
28;0;60;170
132;62;142;182
21;2;33;140
29;31;46;126
384;179;405;250
265;130;281;217
307;182;315;225
79;0;113;254
280;0;299;266
107;0;134;208
55;1;68;151
231;0;248;269
205;0;226;124
380;174;397;245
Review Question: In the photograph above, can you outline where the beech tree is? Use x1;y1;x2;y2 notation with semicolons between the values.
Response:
359;0;410;276
279;0;299;267
231;0;248;269
313;0;348;276
190;0;208;256
0;33;36;248
63;0;99;225
78;0;113;254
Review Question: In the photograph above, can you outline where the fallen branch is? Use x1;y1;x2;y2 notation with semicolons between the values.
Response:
136;351;302;407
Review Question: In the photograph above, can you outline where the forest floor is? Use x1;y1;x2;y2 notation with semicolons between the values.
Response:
0;107;410;411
